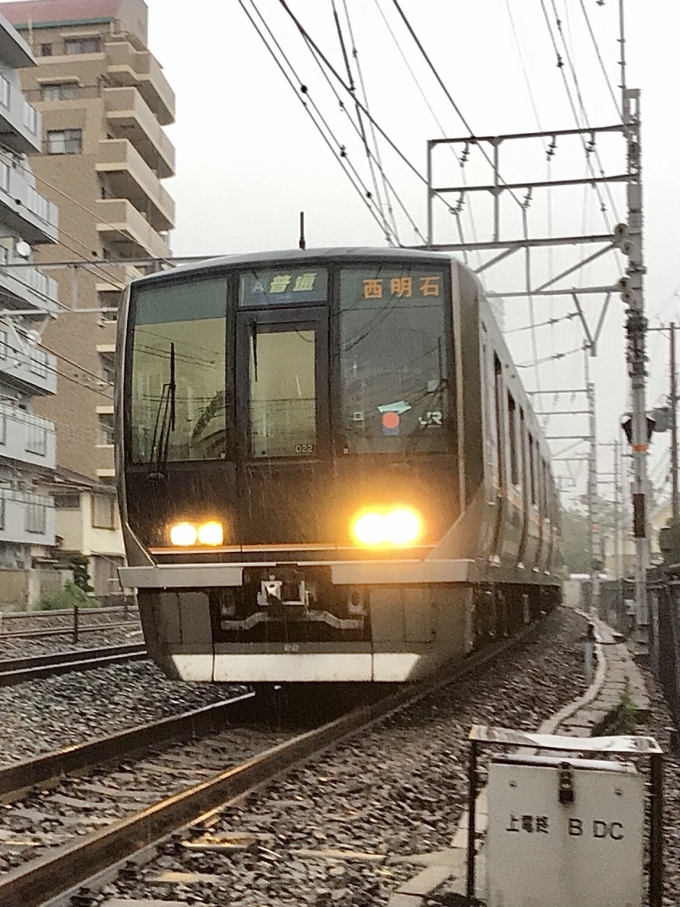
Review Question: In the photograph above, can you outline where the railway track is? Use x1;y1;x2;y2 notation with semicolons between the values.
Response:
0;643;147;686
0;628;536;907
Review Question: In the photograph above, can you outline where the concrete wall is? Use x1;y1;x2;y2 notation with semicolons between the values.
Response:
0;567;68;608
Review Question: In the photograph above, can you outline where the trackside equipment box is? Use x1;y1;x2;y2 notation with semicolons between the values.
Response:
487;755;644;907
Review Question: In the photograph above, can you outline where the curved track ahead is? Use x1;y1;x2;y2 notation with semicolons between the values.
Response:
0;629;536;907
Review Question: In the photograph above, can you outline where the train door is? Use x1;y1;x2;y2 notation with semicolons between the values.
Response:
235;306;331;545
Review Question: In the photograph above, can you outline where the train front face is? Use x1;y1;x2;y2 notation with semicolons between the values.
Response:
118;249;465;683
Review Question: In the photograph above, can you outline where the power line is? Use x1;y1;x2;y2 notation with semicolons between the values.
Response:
578;0;622;120
339;0;401;242
241;0;396;241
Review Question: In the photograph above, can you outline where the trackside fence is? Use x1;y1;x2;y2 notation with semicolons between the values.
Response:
648;566;680;731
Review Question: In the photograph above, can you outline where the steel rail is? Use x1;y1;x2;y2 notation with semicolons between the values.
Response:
0;643;147;686
0;629;538;907
0;693;255;800
0;621;141;641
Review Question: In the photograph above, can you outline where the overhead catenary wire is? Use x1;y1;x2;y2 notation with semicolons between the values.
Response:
240;0;399;243
505;310;579;334
538;0;617;228
259;0;424;243
578;0;622;120
516;345;583;368
371;0;477;262
331;0;396;244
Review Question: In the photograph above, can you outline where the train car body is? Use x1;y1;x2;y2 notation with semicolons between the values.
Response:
116;248;561;683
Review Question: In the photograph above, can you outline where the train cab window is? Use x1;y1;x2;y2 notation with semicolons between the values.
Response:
248;328;317;458
129;277;227;464
508;392;519;486
339;265;448;454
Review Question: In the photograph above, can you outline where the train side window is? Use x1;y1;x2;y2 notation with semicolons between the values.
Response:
494;355;503;486
539;457;547;518
519;407;526;493
528;433;537;505
508;392;518;486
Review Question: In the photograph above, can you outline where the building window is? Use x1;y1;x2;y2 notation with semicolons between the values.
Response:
47;129;82;155
42;83;78;102
0;496;4;530
23;103;38;134
0;75;10;109
92;493;116;529
99;351;115;385
26;422;47;456
41;44;52;56
26;502;46;534
55;493;80;510
29;349;49;378
98;412;114;446
0;330;6;359
0;412;5;445
65;37;101;55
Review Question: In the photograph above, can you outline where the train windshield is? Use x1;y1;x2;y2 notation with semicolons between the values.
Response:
339;266;449;453
130;278;227;464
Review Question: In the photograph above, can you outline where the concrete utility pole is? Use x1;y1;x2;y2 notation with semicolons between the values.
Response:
621;88;649;637
585;349;599;614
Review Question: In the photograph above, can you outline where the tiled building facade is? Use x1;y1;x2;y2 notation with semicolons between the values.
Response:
0;0;175;597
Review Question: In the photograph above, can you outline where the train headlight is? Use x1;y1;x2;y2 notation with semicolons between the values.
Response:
170;522;198;546
352;512;387;546
350;506;424;547
384;507;423;545
197;521;224;546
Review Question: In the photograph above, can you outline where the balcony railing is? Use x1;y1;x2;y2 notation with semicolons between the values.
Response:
0;160;58;244
0;486;55;547
0;404;56;469
0;247;59;314
103;86;175;178
97;198;171;260
0;331;57;395
105;40;175;125
97;138;174;232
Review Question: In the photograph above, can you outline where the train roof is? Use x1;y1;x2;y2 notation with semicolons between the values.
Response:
133;247;457;286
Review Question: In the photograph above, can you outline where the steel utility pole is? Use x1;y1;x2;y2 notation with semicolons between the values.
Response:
671;322;678;522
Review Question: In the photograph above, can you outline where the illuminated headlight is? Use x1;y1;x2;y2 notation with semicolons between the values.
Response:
170;522;198;546
350;506;424;547
169;521;224;547
197;521;224;546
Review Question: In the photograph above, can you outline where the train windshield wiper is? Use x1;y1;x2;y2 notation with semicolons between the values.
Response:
147;341;176;479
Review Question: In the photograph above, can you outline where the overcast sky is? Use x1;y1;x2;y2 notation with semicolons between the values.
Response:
12;0;680;508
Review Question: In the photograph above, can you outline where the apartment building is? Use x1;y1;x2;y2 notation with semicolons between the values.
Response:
0;0;175;597
0;10;60;578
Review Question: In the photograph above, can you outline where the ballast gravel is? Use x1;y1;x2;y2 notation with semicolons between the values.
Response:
106;607;592;906
0;660;242;765
0;607;143;659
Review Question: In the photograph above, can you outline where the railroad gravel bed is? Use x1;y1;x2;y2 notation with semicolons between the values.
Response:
0;660;243;765
637;666;680;907
0;723;292;873
105;607;590;906
0;607;143;659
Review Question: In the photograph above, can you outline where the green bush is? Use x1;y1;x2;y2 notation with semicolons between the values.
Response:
40;581;97;611
69;555;93;594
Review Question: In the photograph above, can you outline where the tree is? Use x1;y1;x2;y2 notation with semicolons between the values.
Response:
561;508;591;574
69;555;93;594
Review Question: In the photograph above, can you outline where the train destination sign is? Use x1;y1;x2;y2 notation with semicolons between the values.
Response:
239;268;328;305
